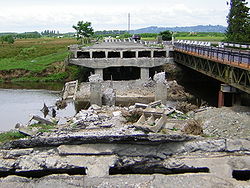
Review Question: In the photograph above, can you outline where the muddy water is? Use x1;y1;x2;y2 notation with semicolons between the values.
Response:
0;83;77;132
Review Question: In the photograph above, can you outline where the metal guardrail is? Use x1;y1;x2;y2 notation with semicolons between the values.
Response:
174;43;250;69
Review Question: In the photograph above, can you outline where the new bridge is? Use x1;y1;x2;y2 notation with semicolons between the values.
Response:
174;42;250;106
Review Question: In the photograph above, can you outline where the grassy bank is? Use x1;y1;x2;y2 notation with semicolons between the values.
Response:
0;38;80;82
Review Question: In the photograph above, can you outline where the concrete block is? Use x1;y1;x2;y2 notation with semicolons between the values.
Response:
90;82;102;106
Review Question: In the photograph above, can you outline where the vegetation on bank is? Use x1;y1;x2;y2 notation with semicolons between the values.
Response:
0;131;27;143
0;123;57;144
0;38;81;82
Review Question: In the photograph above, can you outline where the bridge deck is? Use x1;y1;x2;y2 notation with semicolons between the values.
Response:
174;43;250;94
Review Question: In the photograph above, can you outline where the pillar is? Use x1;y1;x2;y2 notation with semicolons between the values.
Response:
90;82;102;106
218;91;224;108
136;51;139;58
140;68;149;80
155;83;168;105
151;50;154;58
95;68;103;80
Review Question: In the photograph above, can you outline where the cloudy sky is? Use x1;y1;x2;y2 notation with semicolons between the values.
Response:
0;0;249;33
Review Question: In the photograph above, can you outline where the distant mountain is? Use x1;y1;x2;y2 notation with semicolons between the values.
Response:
130;25;227;34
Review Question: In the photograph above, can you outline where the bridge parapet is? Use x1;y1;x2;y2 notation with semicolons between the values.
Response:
174;42;250;70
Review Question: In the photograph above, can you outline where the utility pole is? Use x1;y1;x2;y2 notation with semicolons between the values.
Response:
128;13;130;33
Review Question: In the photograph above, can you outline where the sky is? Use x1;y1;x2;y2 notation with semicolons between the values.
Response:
0;0;249;33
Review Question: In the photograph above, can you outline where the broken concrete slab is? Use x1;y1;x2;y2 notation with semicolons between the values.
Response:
226;139;250;152
135;103;148;109
18;126;37;137
58;144;115;155
148;100;162;108
29;115;54;125
150;115;167;133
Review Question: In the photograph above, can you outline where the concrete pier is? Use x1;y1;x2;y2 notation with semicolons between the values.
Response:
140;68;149;80
90;82;102;106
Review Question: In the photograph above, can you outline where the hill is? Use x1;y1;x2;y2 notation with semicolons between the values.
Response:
130;25;226;34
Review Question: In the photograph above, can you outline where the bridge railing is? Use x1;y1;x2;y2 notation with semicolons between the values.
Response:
174;43;250;69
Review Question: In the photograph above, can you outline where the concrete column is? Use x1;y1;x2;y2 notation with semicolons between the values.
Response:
105;51;108;58
136;51;139;58
151;50;154;58
120;51;123;58
155;83;168;105
90;82;102;106
166;49;169;57
95;68;103;80
140;68;149;80
90;51;93;59
218;91;224;108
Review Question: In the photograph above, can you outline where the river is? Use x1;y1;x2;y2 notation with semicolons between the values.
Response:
0;82;77;132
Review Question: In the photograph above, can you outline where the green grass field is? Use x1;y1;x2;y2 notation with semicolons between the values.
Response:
0;38;78;82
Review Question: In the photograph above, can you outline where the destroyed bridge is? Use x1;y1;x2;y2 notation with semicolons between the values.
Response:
68;39;250;106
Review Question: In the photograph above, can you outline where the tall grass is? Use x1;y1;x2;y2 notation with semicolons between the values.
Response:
0;38;76;71
0;38;77;81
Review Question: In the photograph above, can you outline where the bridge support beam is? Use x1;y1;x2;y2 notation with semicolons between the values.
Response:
95;68;103;80
140;68;149;80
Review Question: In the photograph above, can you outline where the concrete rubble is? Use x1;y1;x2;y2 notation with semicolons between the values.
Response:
0;99;250;187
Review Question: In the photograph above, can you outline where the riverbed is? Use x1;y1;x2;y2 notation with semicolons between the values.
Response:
0;83;77;132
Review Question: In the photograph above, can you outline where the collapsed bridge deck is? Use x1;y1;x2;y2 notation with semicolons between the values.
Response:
69;41;174;80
